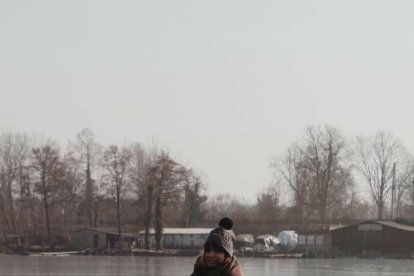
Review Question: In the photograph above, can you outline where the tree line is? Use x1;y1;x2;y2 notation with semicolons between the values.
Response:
1;126;414;250
272;126;414;223
0;129;207;250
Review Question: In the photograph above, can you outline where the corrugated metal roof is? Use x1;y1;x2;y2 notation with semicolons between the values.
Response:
138;228;213;235
74;227;136;236
330;220;414;232
376;221;414;232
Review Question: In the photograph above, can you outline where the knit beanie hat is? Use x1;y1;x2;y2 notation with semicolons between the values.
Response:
205;217;235;257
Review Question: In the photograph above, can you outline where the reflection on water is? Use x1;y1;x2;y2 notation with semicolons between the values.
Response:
1;255;414;276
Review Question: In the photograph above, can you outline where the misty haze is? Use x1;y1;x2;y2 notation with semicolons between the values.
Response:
2;1;414;275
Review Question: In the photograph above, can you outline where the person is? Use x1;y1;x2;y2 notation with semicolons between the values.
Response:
190;217;244;276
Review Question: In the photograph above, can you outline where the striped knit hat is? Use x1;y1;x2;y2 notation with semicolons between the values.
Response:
205;217;235;257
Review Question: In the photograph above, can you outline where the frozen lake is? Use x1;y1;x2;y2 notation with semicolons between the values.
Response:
1;255;414;276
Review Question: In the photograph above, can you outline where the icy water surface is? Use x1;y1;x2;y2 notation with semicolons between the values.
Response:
1;255;414;276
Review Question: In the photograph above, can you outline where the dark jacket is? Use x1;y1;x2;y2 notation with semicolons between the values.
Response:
190;255;243;276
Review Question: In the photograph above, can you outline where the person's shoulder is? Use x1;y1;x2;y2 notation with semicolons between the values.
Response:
225;256;244;276
194;255;204;266
190;255;204;276
228;256;240;266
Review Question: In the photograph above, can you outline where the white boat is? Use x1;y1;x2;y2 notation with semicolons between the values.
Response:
22;251;81;256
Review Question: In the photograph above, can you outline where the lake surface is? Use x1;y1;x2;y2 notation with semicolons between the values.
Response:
1;255;414;276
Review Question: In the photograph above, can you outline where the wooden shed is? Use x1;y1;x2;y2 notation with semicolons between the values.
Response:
71;228;136;251
331;220;414;257
137;228;212;249
296;230;333;257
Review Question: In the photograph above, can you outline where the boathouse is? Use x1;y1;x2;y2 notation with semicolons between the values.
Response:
296;230;332;257
137;228;212;249
71;228;136;251
331;220;414;257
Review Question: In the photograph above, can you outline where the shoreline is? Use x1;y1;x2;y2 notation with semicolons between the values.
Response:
3;250;413;259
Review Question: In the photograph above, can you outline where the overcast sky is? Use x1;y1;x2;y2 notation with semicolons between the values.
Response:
1;1;414;201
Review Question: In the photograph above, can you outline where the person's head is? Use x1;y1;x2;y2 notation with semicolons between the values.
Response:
203;241;228;267
203;217;235;267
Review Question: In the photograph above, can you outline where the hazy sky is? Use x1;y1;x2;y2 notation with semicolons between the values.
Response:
1;1;414;201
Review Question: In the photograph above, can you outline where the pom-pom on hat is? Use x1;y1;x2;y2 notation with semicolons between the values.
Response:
205;217;235;257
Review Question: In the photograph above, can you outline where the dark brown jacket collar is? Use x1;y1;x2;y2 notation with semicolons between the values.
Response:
190;255;243;276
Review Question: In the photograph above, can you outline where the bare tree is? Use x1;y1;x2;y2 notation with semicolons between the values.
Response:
205;193;245;219
16;152;39;246
181;171;207;227
273;126;353;222
356;132;408;219
129;143;156;249
69;128;101;227
393;158;414;218
0;132;29;236
256;183;280;220
149;152;186;250
272;143;311;221
60;152;83;243
204;194;258;234
302;126;352;221
102;145;131;251
30;142;65;248
402;166;414;219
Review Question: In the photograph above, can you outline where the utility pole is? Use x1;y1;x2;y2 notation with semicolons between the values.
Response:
412;166;414;215
391;162;396;220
